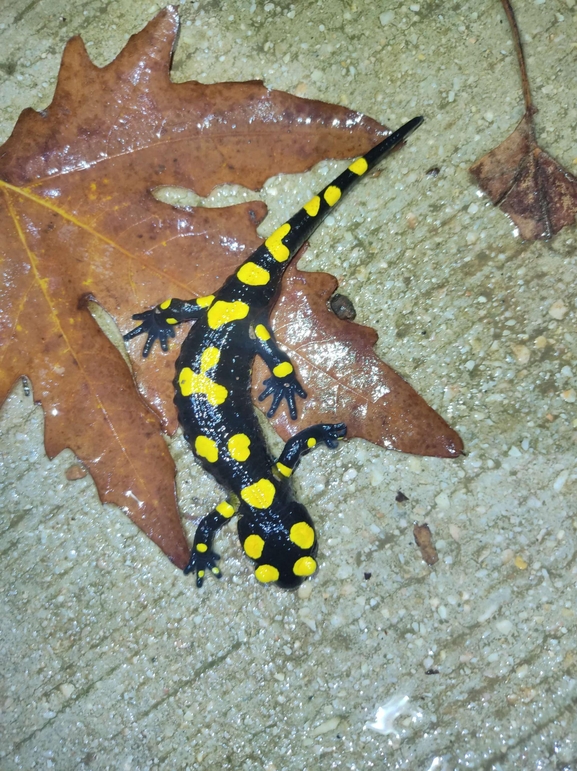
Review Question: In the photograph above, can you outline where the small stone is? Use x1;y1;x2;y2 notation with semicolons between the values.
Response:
342;468;358;483
311;717;341;737
65;463;88;481
514;555;528;569
511;344;530;364
435;492;450;509
406;212;418;229
449;524;461;542
561;388;576;403
379;11;394;25
516;663;529;678
370;468;384;486
337;564;353;580
477;602;500;623
298;582;313;600
496;619;513;635
59;683;74;699
554;469;570;492
501;548;515;564
534;335;548;349
549;300;568;320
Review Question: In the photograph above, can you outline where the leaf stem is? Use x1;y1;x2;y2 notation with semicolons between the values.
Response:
500;0;534;116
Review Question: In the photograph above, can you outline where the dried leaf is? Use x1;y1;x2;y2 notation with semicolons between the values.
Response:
0;9;416;567
470;0;577;240
254;258;463;457
413;523;439;566
470;113;577;240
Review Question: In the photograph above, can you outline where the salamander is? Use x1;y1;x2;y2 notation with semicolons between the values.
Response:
124;116;423;589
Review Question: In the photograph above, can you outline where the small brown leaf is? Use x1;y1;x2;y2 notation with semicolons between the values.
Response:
413;523;439;566
470;112;577;240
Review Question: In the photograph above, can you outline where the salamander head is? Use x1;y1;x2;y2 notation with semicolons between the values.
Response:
239;501;318;589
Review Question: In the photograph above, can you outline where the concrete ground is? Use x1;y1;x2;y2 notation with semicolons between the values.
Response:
1;0;577;769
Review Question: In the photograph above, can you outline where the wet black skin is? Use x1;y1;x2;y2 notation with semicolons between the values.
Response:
124;117;423;588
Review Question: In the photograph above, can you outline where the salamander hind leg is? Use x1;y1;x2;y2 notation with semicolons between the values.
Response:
184;500;237;587
274;423;347;478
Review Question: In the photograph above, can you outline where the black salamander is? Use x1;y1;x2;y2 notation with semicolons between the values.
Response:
125;116;423;589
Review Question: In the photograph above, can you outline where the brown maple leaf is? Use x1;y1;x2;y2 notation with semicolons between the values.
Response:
470;0;577;240
0;7;462;569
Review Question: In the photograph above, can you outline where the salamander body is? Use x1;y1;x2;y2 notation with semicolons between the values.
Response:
125;116;423;588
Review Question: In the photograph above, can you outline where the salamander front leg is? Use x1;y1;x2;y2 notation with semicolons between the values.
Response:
184;500;237;587
274;423;347;478
252;321;307;419
123;294;215;357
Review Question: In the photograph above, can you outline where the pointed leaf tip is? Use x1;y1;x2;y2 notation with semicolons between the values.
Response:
117;5;180;72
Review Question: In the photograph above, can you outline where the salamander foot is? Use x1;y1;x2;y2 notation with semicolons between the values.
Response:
184;548;222;588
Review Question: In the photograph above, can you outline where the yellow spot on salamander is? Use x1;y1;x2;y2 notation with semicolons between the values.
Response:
196;294;215;308
324;185;342;206
216;501;235;518
290;522;315;550
303;195;321;217
273;362;293;378
160;299;171;310
200;347;220;370
207;300;250;329
166;318;177;324
265;222;291;262
228;433;251;462
241;478;276;509
348;157;369;175
196;543;208;553
195;435;219;463
307;437;317;449
178;346;228;406
198;570;205;578
275;462;292;477
255;324;271;341
293;556;317;577
237;262;270;286
255;564;280;583
244;534;265;560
